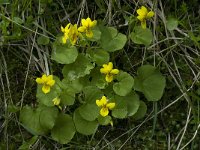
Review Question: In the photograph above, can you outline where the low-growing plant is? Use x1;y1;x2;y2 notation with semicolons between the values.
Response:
19;8;166;144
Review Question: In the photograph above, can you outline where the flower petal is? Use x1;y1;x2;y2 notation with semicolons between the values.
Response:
42;85;50;94
137;15;144;22
101;96;107;105
41;74;48;82
100;107;109;117
110;69;119;75
61;26;65;33
100;68;109;74
141;6;148;15
147;11;154;18
81;18;88;27
78;26;86;32
90;20;97;28
52;97;60;106
96;99;102;107
47;79;55;87
62;36;67;44
86;30;93;38
36;78;44;84
107;62;113;71
106;74;113;82
106;102;115;110
137;6;147;16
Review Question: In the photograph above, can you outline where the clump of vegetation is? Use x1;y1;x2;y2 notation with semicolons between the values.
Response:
0;0;200;149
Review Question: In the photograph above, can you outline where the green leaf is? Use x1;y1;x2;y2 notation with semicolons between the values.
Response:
88;27;102;41
83;86;103;103
51;114;76;144
166;17;178;31
37;36;50;45
98;115;112;126
62;78;83;93
36;81;61;106
142;72;166;101
73;109;98;135
51;45;78;64
60;89;75;105
113;71;134;96
125;92;140;116
112;95;128;119
62;54;94;80
90;68;107;89
92;49;110;66
7;104;20;113
100;26;127;52
130;26;153;46
18;136;38;150
78;103;100;121
134;65;166;101
132;101;147;120
20;106;46;135
39;106;58;130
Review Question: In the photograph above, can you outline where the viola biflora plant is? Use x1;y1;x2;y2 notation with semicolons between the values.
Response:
20;7;166;144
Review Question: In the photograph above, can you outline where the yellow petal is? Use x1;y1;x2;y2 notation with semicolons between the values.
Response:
47;75;53;80
100;107;109;117
36;78;43;84
105;74;113;82
62;36;67;44
141;6;148;15
86;30;93;38
110;69;119;75
61;26;65;33
137;6;147;16
96;99;102;107
100;67;109;74
137;15;145;22
89;20;97;28
106;102;115;110
141;20;146;29
52;97;60;106
47;79;55;87
101;96;107;105
107;62;113;71
42;85;50;94
65;23;71;31
78;26;86;32
81;18;88;27
41;74;48;82
147;11;154;18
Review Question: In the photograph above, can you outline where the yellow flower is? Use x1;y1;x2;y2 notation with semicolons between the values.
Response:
68;24;80;45
78;17;97;38
136;6;154;29
36;74;55;94
52;97;61;106
61;23;71;44
100;62;119;82
96;96;115;117
61;23;80;45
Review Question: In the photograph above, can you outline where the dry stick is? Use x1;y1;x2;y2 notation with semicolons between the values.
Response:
20;0;40;108
77;0;86;25
180;123;200;150
108;0;112;25
0;14;55;40
176;107;192;150
20;30;38;109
